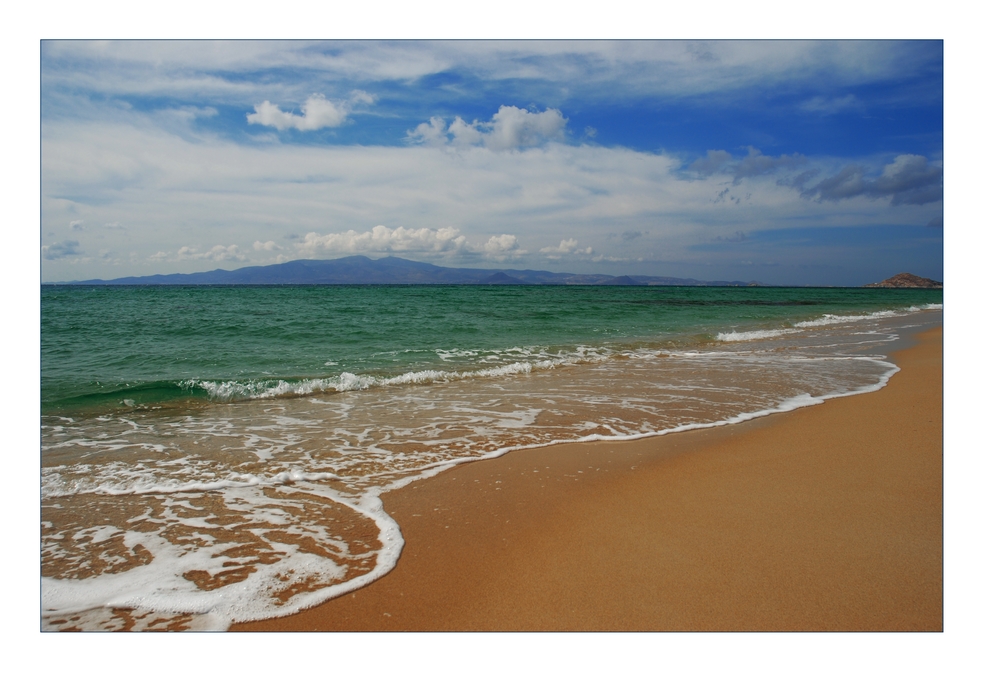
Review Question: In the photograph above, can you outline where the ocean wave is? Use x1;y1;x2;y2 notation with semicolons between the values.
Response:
716;328;801;342
181;349;609;403
717;302;941;342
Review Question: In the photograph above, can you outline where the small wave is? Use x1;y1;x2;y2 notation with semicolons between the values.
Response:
718;302;941;341
795;303;941;328
794;309;903;328
716;328;801;342
181;351;607;403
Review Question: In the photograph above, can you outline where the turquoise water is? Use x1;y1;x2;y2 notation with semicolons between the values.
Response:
42;285;943;414
41;284;942;631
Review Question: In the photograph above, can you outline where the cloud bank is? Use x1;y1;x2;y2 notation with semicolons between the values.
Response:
298;226;525;260
41;115;941;285
800;154;942;205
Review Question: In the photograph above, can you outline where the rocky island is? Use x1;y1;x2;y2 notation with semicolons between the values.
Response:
864;273;942;289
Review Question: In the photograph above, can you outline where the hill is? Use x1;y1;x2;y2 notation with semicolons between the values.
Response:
65;256;760;287
863;273;942;289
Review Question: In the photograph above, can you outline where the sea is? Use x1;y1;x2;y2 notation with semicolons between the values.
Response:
40;284;943;631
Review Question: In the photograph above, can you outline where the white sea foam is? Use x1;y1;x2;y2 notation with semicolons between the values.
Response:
182;347;609;403
716;328;801;342
717;302;941;341
794;309;901;327
42;485;404;632
42;463;340;498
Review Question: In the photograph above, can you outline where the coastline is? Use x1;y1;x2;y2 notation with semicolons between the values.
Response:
234;326;942;631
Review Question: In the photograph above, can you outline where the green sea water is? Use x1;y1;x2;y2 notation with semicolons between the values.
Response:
41;284;943;414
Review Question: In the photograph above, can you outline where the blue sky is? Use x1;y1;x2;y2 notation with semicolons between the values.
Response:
40;40;943;285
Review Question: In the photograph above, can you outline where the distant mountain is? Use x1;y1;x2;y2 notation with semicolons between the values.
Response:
480;272;526;285
63;255;761;287
863;273;942;289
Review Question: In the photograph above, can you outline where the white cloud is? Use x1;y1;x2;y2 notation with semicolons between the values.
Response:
253;240;281;251
297;227;528;261
480;234;526;260
486;106;567;151
447;117;485;147
175;244;248;262
348;90;376;106
299;226;468;255
407;117;448;146
40;119;941;282
407;106;567;150
41;41;936;107
69;220;85;231
159;106;219;124
539;238;593;259
247;92;374;131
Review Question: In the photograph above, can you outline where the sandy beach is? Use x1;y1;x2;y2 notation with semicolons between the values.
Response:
234;326;942;632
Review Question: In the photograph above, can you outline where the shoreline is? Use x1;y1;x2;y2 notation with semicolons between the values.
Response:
238;326;943;631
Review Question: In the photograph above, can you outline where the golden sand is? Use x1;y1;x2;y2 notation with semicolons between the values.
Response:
236;327;942;631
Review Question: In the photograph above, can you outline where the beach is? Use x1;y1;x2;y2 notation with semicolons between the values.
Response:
41;287;942;630
236;326;942;632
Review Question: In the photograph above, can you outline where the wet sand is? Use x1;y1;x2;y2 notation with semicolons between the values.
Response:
236;326;942;631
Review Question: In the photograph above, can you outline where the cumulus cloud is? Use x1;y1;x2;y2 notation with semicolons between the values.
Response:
801;154;942;205
298;226;526;260
299;226;467;255
407;105;567;151
247;91;375;131
407;117;448;146
447;116;486;147
43;240;82;260
253;240;281;251
480;234;526;260
539;238;593;259
69;219;85;231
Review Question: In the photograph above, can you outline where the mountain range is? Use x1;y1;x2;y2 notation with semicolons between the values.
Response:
65;256;763;286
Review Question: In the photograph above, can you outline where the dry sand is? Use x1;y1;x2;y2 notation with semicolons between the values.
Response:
236;327;942;632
